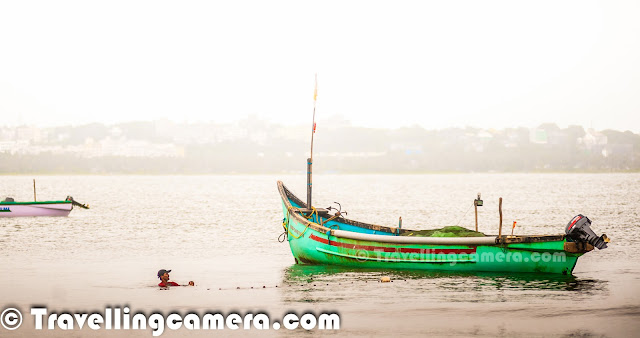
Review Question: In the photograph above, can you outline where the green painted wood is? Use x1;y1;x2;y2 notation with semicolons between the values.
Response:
279;186;583;275
0;200;72;205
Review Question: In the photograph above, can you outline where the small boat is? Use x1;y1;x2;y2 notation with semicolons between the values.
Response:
277;76;609;275
0;196;88;217
277;182;608;275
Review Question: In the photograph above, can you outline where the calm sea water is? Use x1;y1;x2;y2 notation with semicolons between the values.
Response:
1;174;639;337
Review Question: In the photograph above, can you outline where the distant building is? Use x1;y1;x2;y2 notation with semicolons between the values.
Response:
579;129;608;152
529;128;548;144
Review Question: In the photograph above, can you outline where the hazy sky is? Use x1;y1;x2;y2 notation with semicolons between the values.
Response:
1;1;639;132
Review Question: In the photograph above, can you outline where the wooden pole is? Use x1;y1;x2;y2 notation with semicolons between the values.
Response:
474;200;478;232
307;74;318;209
33;179;36;201
307;158;312;208
498;197;503;238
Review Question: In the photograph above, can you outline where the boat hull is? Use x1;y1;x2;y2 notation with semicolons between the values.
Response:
278;181;583;275
0;201;73;217
288;229;578;274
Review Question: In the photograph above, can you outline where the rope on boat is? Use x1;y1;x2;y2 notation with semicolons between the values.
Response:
278;228;288;243
280;205;320;240
283;216;312;240
454;203;474;227
290;205;319;223
320;213;340;226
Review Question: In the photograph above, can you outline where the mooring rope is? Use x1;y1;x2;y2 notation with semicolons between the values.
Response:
278;229;288;243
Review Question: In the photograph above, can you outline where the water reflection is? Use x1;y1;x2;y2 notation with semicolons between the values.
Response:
280;264;608;304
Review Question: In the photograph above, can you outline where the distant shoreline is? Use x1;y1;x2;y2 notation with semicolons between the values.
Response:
2;122;639;173
1;171;639;176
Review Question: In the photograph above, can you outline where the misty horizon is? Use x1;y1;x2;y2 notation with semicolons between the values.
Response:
1;117;637;135
1;119;638;174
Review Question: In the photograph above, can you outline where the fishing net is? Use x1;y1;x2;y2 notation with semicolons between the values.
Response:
400;226;485;237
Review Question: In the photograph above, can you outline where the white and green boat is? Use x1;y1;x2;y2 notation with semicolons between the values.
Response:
0;196;88;217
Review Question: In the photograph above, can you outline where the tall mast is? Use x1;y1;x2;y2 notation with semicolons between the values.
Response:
307;74;317;209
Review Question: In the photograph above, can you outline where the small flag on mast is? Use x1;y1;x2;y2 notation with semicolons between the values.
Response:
313;76;318;101
312;74;318;133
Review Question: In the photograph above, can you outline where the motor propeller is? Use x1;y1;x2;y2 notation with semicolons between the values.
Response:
565;214;609;249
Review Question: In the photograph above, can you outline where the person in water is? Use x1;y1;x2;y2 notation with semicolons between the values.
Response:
157;269;194;287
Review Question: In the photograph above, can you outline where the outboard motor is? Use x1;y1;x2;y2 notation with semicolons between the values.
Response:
65;196;90;209
565;214;608;249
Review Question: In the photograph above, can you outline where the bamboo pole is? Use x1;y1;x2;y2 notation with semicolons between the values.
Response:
498;197;503;238
307;74;318;209
33;179;36;201
474;200;478;232
307;158;312;208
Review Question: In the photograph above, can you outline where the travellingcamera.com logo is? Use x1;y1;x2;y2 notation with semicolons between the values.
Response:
0;307;340;336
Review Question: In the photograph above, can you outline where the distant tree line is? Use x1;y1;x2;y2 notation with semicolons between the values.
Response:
0;122;638;174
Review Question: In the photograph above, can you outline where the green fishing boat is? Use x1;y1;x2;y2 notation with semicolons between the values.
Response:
278;77;608;274
277;181;608;275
